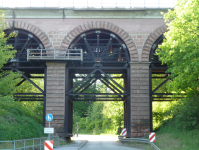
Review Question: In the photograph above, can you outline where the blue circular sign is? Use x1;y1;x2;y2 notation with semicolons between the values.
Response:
46;114;53;121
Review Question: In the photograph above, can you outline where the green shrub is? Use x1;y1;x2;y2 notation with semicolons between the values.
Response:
160;96;199;131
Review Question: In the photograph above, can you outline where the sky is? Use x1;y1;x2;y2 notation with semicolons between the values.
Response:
0;0;175;8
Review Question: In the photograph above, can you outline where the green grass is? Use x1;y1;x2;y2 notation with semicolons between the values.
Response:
154;128;199;150
0;99;45;141
59;140;74;146
119;128;199;150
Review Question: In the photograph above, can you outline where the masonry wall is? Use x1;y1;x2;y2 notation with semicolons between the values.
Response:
46;62;66;137
5;18;164;61
3;9;167;138
130;63;150;137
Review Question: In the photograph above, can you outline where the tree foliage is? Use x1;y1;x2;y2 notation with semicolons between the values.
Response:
0;10;20;99
0;11;44;140
157;0;199;97
73;75;124;134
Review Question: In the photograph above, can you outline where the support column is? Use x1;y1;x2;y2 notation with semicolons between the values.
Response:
46;62;66;137
43;66;47;127
127;67;131;137
64;66;69;137
129;62;151;137
149;66;153;132
123;73;127;129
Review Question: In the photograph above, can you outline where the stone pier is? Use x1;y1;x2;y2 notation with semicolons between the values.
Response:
46;62;66;137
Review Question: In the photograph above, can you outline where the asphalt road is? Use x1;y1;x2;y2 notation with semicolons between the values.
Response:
77;135;139;150
80;140;140;150
54;135;141;150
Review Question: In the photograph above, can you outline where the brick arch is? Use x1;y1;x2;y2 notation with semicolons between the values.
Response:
5;20;52;49
141;24;168;62
60;21;138;62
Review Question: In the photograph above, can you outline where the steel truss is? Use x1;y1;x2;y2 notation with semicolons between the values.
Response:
69;30;130;66
2;29;131;137
2;29;47;125
64;65;131;137
4;29;44;63
63;30;131;137
149;35;185;131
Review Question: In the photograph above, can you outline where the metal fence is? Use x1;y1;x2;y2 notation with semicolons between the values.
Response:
0;0;175;9
27;49;83;61
0;136;59;150
119;136;160;150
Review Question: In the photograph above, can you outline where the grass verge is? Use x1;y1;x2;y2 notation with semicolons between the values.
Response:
155;129;199;150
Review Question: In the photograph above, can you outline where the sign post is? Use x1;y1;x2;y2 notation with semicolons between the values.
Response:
45;114;53;140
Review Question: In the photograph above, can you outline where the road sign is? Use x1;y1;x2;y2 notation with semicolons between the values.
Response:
44;128;54;134
44;141;53;150
46;114;53;122
149;132;155;142
122;128;127;136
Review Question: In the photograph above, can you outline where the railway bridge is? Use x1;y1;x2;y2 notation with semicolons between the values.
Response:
1;7;170;139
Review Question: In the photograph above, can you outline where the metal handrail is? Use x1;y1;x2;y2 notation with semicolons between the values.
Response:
27;49;83;61
0;136;59;150
0;0;175;9
119;136;160;150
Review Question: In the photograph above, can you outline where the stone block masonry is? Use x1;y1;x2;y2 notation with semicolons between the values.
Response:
46;31;67;49
129;33;150;61
130;62;150;137
46;62;66;137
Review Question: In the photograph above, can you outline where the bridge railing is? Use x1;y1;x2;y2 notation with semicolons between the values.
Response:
119;136;161;150
0;0;175;9
27;49;83;61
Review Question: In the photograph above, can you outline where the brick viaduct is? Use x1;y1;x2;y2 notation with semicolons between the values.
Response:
3;8;168;138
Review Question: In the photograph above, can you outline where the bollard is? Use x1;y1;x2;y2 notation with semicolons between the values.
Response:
118;127;121;135
93;128;97;135
76;122;79;137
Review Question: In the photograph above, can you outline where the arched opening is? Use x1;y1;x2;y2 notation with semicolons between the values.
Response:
4;29;44;64
3;29;46;126
64;29;131;137
67;29;130;66
149;35;176;131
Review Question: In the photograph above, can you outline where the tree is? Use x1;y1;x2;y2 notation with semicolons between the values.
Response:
157;0;199;97
0;10;20;101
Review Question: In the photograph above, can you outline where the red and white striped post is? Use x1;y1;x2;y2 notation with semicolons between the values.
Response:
44;141;53;150
122;128;127;136
149;132;155;142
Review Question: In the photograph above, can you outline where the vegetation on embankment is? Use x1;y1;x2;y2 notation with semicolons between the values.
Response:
73;100;124;135
153;96;199;150
122;96;199;150
0;98;45;141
